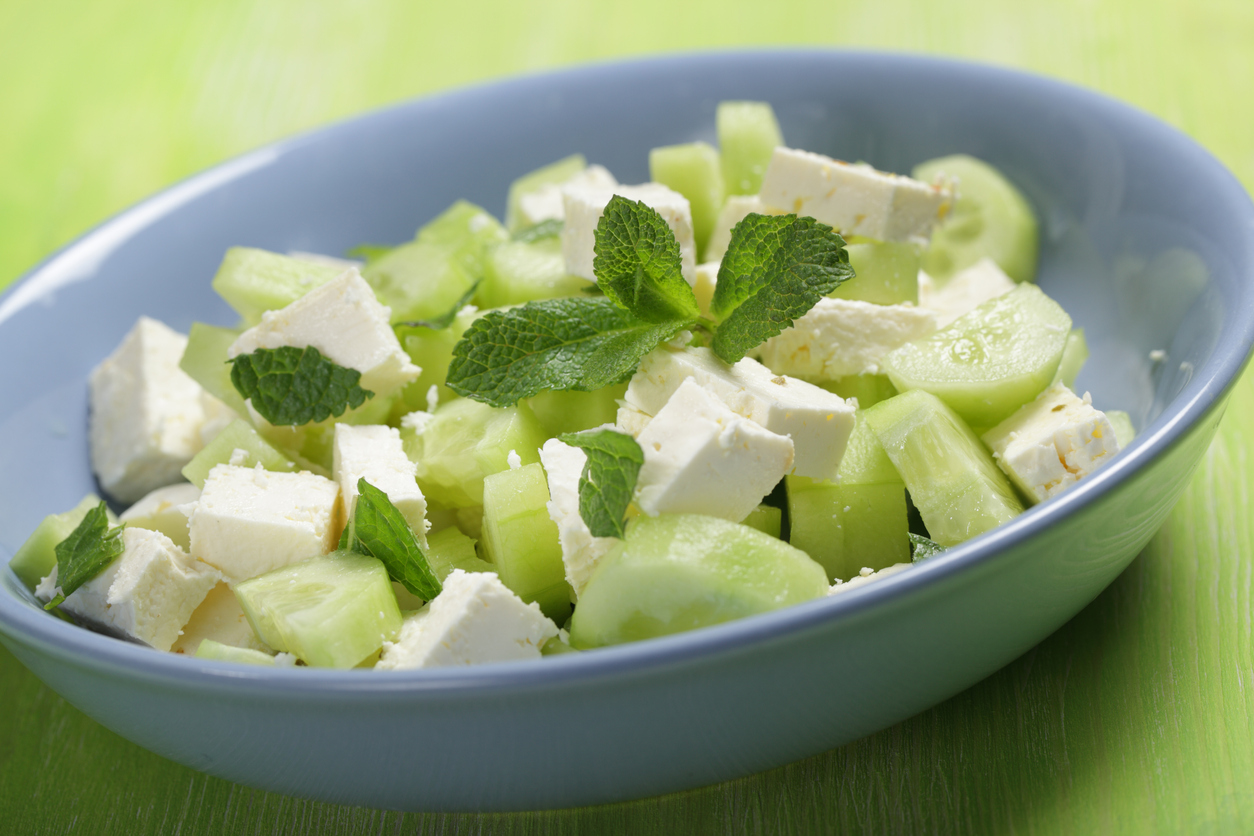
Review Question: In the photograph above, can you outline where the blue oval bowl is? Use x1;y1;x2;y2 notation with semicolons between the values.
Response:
1;51;1252;812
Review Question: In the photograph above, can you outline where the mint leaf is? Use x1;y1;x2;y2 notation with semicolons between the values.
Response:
229;345;373;426
447;296;692;408
709;214;854;363
593;196;699;324
558;429;644;539
346;479;442;600
44;502;124;611
394;279;480;331
909;532;946;562
512;218;563;243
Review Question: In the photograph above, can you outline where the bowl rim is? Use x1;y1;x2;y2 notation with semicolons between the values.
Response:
2;47;1253;696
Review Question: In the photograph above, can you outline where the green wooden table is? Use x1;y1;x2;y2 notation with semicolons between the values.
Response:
3;1;1252;832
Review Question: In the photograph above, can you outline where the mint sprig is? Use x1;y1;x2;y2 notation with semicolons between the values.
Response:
558;429;644;538
593;196;699;323
229;345;373;426
909;533;946;562
344;478;442;600
709;213;854;363
44;502;125;611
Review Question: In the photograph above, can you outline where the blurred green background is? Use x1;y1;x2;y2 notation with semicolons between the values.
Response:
2;1;1254;833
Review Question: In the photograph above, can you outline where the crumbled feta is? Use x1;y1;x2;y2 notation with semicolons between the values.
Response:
119;482;202;551
827;562;912;595
919;258;1017;327
516;164;618;229
561;182;697;285
539;438;617;597
332;424;428;547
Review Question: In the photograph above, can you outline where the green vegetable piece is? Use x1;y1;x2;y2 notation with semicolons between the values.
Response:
9;495;104;592
593;196;699;324
840;241;920;305
819;374;899;409
710;213;854;363
541;635;579;656
345;479;442;601
44;501;125;610
512;218;563;243
394;306;482;414
446;296;690;408
229;345;373;426
479;236;591;309
740;505;782;539
425;527;493;581
195;640;279;666
211;247;344;327
1053;328;1088;388
649;141;725;258
396;280;481;331
557;429;644;539
506;154;586;232
344;243;393;265
717;101;784;196
1107;410;1136;448
909;533;946;562
180;322;247;415
526;382;627;439
182;419;298;487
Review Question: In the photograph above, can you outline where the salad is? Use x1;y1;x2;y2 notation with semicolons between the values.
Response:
6;101;1135;670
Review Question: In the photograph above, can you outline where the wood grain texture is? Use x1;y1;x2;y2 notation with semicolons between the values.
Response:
1;0;1252;832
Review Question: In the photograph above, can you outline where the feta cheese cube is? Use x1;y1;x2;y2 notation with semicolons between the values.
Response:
37;528;219;651
90;317;221;504
187;464;341;582
561;182;697;285
516;164;618;229
982;382;1122;504
119;482;201;550
539;438;617;598
704;195;768;262
171;581;270;654
624;346;855;479
376;569;558;669
693;261;719;318
634;378;794;522
332;423;428;548
758;147;952;243
757;297;938;380
227;268;420;398
919;258;1017;327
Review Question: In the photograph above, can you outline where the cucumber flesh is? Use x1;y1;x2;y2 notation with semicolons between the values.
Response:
883;283;1071;427
739;505;782;539
506;154;586;232
1106;410;1136;448
839;241;920;305
211;247;344;328
649;141;725;258
182;419;298;488
8;494;103;591
863;389;1023;547
394;306;481;415
569;514;828;649
425;526;493;581
818;374;898;409
194;639;278;666
717;101;784;196
180;322;247;415
1053;328;1088;388
479;236;591;309
526;382;627;439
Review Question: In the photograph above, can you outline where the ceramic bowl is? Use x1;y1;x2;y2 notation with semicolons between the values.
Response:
1;51;1252;812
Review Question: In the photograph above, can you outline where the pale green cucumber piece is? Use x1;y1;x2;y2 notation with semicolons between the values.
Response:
180;322;247;415
1053;328;1088;388
840;241;920;305
526;381;627;438
1107;410;1136;448
479;236;591;309
182;419;298;487
883;283;1071;427
717;101;784;196
211;247;344;328
541;635;579;656
278;392;397;474
234;551;402;669
402;398;545;508
819;374;899;409
863;389;1024;547
480;463;572;623
425;526;493;581
913;155;1039;284
569;514;827;649
506;154;586;232
363;201;507;323
394;306;482;415
8;494;104;591
740;505;782;539
194;639;277;666
649;141;724;258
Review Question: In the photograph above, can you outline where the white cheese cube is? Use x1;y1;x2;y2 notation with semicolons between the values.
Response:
516;164;618;229
36;528;219;651
758;147;952;243
89;317;219;504
228;268;420;398
332;423;428;548
982;382;1122;504
634;378;794;521
624;346;855;479
704;195;768;262
376;569;558;669
171;581;269;654
615;403;652;438
119;482;201;550
187;464;341;582
693;261;719;318
757;297;938;380
919;258;1017;327
539;438;617;598
561;182;697;285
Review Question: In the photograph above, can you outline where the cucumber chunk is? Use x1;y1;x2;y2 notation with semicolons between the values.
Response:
863;389;1023;547
234;551;402;669
1053;328;1088;388
506;154;586;232
649;141;724;258
740;505;782;539
211;247;344;328
717;101;784;196
912;155;1039;284
479;236;591;309
883;283;1071;427
180;322;247;415
819;374;899;409
480;463;572;623
839;241;920;305
426;526;493;581
569;514;828;649
1106;410;1136;448
8;494;104;591
194;639;278;666
525;382;627;439
394;306;482;414
182;419;298;488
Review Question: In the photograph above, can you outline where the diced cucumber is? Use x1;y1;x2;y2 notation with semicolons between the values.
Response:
839;241;920;305
194;639;278;666
818;374;899;409
1053;328;1088;388
541;635;579;656
649;142;724;258
525;381;627;438
478;236;591;309
425;526;493;581
740;505;782;539
480;463;572;623
883;283;1072;427
863;389;1024;547
1107;410;1136;448
234;551;402;669
569;514;827;649
182;419;298;487
913;155;1039;284
506;154;586;232
717;101;784;196
180;322;247;416
211;247;345;328
171;581;270;654
119;483;200;550
8;494;104;591
394;306;482;415
402;398;545;508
